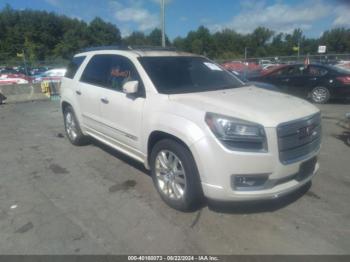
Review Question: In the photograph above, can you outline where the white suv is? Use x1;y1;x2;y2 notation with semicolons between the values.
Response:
61;47;321;211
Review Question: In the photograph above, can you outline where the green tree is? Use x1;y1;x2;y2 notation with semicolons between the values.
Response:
1;4;350;63
181;26;216;57
87;17;121;46
123;31;148;46
247;27;274;57
320;28;350;53
213;29;245;59
53;20;90;59
147;28;170;46
173;36;186;50
284;28;304;56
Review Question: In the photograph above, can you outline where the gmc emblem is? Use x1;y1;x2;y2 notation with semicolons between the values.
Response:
298;125;317;139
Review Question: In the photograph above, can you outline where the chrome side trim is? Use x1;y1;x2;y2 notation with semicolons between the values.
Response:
83;125;146;163
82;114;138;141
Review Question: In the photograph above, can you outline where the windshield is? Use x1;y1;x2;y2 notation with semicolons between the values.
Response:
138;56;243;94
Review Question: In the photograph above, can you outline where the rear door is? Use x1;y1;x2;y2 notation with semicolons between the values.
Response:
77;55;112;132
285;65;328;98
283;65;309;97
62;55;86;115
303;65;328;92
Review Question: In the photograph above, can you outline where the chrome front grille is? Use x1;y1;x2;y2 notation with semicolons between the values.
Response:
277;113;321;164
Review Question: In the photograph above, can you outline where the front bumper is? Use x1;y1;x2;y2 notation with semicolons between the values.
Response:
190;127;320;201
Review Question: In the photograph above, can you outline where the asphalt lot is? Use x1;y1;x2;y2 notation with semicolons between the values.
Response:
0;100;349;254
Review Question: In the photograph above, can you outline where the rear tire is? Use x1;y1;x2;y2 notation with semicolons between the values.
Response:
310;86;330;104
150;139;203;211
63;105;89;146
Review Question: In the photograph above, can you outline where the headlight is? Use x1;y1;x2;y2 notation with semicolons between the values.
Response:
205;112;267;152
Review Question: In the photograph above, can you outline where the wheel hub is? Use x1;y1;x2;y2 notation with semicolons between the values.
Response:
155;150;186;200
65;112;78;140
312;88;327;103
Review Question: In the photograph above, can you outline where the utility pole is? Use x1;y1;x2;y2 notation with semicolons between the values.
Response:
22;49;29;76
297;38;300;60
160;0;166;47
244;47;248;79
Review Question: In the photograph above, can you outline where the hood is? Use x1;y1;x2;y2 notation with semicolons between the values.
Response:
168;86;319;127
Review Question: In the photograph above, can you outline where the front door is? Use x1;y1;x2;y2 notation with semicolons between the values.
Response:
97;55;146;151
269;65;307;97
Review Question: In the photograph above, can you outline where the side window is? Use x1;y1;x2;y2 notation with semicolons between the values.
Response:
80;55;112;87
268;68;284;76
307;66;328;76
109;56;142;92
269;66;296;76
81;54;144;95
65;56;86;79
276;65;306;76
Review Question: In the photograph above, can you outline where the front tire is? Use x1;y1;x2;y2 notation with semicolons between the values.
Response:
150;139;203;211
310;86;330;104
63;105;89;146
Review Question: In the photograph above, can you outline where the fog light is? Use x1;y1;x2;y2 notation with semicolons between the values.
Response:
233;175;268;191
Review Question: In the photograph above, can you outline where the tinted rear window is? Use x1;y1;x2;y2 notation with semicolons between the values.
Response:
65;56;86;79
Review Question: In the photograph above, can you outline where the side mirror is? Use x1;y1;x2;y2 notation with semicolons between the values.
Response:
122;80;139;94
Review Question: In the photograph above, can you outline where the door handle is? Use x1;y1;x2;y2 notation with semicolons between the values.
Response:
282;78;290;82
76;90;82;95
100;97;109;104
310;77;317;80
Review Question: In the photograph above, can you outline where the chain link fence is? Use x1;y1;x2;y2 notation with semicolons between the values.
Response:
219;53;350;65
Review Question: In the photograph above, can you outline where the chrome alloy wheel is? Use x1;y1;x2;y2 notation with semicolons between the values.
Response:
155;150;187;200
65;112;78;141
312;87;328;103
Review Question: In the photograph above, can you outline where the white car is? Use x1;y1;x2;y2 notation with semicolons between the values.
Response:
60;47;321;211
33;68;66;83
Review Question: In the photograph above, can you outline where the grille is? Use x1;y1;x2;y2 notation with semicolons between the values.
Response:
277;113;321;164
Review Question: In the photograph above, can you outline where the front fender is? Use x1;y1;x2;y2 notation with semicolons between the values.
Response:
142;112;206;154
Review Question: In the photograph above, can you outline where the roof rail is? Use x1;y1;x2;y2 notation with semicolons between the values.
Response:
81;46;130;52
131;46;177;51
81;45;176;52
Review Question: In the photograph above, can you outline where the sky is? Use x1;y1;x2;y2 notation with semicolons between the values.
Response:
1;0;350;39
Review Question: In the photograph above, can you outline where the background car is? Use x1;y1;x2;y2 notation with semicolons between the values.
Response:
229;70;280;91
0;71;29;85
250;63;350;103
30;66;50;76
221;61;262;73
32;68;66;83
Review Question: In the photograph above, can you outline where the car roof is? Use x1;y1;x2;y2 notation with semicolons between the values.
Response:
75;46;197;58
